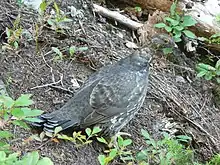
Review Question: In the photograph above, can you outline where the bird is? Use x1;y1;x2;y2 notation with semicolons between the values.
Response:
32;50;150;135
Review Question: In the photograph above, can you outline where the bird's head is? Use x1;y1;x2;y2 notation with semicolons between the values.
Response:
120;50;151;71
150;33;176;49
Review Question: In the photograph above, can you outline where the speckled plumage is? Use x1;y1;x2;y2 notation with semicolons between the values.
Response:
33;50;150;135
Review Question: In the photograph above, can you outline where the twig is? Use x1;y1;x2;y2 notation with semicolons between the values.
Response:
92;4;143;30
49;85;74;94
30;79;62;90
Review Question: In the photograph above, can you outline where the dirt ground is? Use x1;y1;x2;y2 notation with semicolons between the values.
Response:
0;0;220;164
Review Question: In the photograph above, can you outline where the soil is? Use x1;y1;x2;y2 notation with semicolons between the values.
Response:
0;0;220;165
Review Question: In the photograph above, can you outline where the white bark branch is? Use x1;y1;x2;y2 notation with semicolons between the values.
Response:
93;4;143;30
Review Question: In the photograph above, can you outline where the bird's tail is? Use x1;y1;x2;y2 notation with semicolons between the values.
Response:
31;111;79;133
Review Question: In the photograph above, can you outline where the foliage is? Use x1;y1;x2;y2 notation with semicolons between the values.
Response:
0;94;43;132
3;15;23;50
0;94;53;164
196;59;220;83
45;126;102;146
208;154;220;165
0;151;53;165
46;2;72;33
199;33;220;44
52;46;88;61
136;130;193;165
154;1;197;42
98;134;133;165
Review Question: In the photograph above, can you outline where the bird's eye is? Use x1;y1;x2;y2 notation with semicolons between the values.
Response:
164;39;169;43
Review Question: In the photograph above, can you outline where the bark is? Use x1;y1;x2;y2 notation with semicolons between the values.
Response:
107;0;220;37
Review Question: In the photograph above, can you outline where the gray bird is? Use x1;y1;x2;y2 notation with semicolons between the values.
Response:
33;50;150;135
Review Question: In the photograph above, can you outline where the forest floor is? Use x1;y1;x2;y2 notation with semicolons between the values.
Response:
0;0;219;164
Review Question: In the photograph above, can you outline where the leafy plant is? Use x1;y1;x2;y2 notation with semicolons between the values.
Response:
154;1;197;42
196;59;220;83
0;150;53;165
69;46;88;57
0;94;53;164
136;130;193;165
47;2;72;33
199;33;220;44
0;94;43;130
0;94;44;152
52;126;102;146
98;134;133;165
208;154;220;165
51;47;63;61
4;15;23;49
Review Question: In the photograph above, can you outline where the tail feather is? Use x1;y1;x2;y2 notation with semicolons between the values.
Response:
31;112;79;133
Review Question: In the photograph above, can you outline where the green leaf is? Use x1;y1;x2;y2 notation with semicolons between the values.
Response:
109;149;117;159
53;2;60;15
22;108;44;117
47;19;54;26
182;30;196;39
197;63;216;71
216;70;220;76
0;96;14;108
173;36;182;42
97;137;108;144
176;135;192;142
12;120;29;129
85;128;92;136
182;15;197;27
121;156;134;161
14;94;33;107
0;131;13;139
163;48;173;55
216;78;220;84
123;139;132;147
165;17;179;26
92;127;102;135
141;129;150;139
135;6;142;12
136;150;148;161
77;47;89;52
154;23;166;28
215;59;220;69
174;25;184;31
39;0;47;14
98;155;105;165
69;46;76;56
54;126;63;135
170;1;177;16
37;157;54;165
205;73;213;80
210;33;220;39
173;30;182;38
52;47;63;59
117;135;124;147
0;151;6;161
24;118;43;122
21;151;40;165
197;70;208;77
11;108;24;118
164;26;172;32
7;152;19;162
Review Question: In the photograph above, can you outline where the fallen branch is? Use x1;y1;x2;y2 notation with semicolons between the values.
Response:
92;4;143;30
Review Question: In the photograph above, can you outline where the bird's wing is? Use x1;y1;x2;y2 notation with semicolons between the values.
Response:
83;70;142;126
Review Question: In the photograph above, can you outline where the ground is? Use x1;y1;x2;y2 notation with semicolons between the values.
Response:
0;0;220;164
